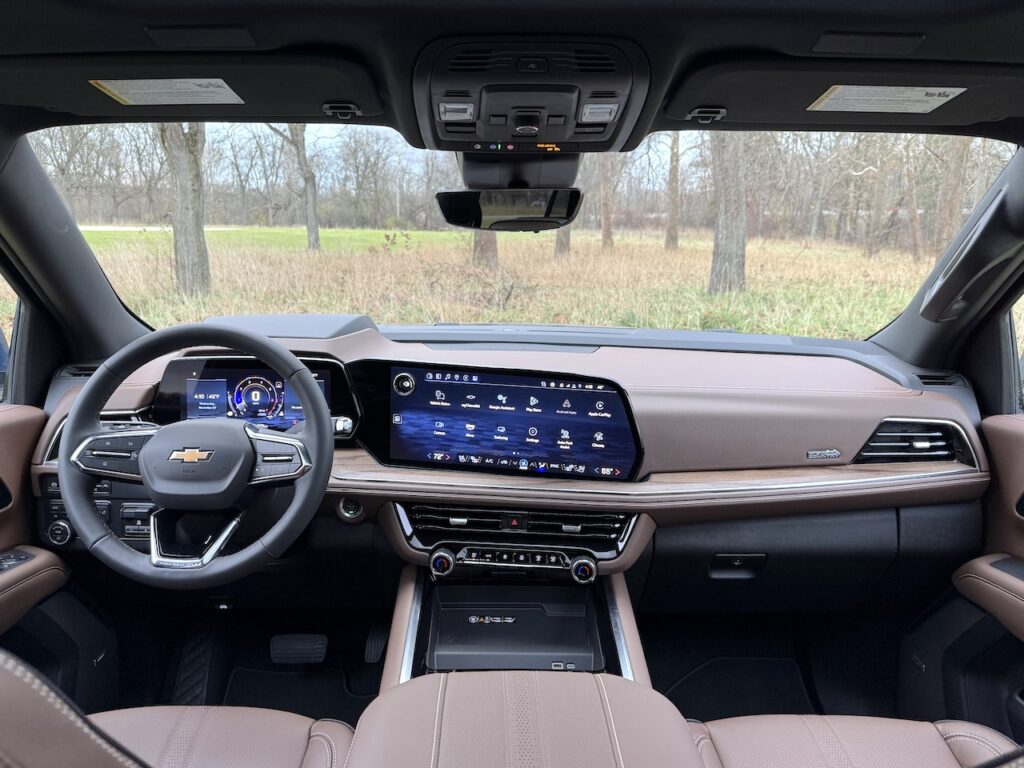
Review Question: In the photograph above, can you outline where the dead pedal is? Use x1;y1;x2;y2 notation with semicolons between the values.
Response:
364;622;389;664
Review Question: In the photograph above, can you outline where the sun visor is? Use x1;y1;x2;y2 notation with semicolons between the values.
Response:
0;53;384;121
664;57;1024;129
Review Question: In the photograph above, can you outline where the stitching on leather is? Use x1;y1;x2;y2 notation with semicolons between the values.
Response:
0;652;141;768
822;715;857;768
430;674;446;768
799;716;839;768
175;706;211;768
318;718;355;734
154;707;192;768
314;725;340;762
341;709;361;768
942;732;1003;757
501;671;511;768
309;733;335;768
0;566;68;600
596;676;626;768
532;671;550;768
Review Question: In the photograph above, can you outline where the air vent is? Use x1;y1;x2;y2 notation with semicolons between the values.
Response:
589;90;618;98
551;51;617;73
402;504;632;552
915;372;968;388
448;50;514;73
853;420;975;466
57;364;100;378
443;89;471;98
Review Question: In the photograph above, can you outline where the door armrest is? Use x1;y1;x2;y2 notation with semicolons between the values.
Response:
954;553;1024;640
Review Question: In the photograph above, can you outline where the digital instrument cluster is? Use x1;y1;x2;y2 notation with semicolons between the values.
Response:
154;357;336;429
378;365;640;481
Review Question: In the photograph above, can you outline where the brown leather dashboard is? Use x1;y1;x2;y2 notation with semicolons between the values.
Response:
30;328;989;528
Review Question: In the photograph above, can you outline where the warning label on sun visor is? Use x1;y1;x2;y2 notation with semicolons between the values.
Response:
89;78;244;106
807;85;965;114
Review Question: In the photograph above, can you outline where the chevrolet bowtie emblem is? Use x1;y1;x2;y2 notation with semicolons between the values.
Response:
168;448;214;463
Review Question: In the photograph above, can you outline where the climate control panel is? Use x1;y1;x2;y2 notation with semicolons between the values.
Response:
429;545;598;584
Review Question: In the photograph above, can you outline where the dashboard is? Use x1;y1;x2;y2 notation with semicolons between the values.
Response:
30;319;991;588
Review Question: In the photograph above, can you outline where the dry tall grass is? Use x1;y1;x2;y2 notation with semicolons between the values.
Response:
0;228;936;343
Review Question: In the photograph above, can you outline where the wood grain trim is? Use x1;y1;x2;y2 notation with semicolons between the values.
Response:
330;448;986;516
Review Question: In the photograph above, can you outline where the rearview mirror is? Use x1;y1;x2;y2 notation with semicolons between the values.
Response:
436;188;583;232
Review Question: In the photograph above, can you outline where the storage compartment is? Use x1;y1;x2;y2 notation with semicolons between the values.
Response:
426;583;605;672
639;505;981;614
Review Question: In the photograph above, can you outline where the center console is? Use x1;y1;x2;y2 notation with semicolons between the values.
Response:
381;565;650;690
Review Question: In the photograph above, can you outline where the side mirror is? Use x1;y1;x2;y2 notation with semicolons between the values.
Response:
436;188;583;232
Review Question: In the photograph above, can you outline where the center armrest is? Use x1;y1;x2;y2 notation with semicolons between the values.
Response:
345;670;702;768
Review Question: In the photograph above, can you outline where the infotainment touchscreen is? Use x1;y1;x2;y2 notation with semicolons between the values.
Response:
388;366;639;481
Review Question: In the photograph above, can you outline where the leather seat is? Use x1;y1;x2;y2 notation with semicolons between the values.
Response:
689;715;1019;768
0;649;353;768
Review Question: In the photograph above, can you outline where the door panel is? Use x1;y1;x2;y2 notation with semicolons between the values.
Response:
0;404;46;549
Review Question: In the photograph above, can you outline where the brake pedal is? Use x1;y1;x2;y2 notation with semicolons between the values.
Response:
270;634;327;665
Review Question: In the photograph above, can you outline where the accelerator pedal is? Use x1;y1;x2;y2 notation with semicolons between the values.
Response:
270;634;328;665
364;621;389;664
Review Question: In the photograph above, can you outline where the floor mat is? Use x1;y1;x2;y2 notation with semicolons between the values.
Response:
223;667;375;724
662;656;814;721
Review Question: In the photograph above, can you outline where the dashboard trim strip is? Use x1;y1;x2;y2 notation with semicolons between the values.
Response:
332;464;981;500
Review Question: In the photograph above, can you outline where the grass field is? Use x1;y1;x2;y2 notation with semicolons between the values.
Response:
0;225;935;343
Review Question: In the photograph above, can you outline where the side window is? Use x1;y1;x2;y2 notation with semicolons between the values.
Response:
0;278;14;401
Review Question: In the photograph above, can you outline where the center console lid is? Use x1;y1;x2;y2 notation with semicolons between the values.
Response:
345;670;704;768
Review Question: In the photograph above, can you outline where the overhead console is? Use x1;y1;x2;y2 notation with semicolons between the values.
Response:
346;361;642;482
413;39;650;154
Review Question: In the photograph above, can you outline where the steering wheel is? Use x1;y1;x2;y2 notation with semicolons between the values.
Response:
57;324;334;589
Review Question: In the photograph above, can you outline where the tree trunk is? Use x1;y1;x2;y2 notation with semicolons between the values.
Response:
708;131;747;294
157;123;210;297
472;230;498;268
664;132;680;250
934;136;973;248
554;225;572;259
600;154;614;251
903;140;923;261
287;124;320;250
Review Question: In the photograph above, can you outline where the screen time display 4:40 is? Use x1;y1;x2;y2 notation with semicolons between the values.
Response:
389;367;639;480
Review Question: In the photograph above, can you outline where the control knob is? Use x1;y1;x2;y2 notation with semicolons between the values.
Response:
570;556;597;585
46;520;72;547
430;548;455;578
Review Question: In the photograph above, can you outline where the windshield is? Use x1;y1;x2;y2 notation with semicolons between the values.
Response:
29;125;1015;339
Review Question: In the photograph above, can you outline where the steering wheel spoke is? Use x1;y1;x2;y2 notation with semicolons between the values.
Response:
246;424;313;486
69;426;158;483
149;508;244;569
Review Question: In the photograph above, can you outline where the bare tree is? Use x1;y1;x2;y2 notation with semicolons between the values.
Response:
664;132;681;250
157;123;210;297
554;225;572;259
599;153;615;250
708;132;747;293
268;123;320;250
472;230;498;268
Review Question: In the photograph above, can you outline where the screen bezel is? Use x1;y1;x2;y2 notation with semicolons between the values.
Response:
152;355;351;428
345;360;644;482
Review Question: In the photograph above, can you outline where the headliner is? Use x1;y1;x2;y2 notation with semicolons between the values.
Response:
4;0;1024;146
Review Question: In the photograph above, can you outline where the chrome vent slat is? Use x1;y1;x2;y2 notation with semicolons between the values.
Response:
407;504;629;544
853;419;974;466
